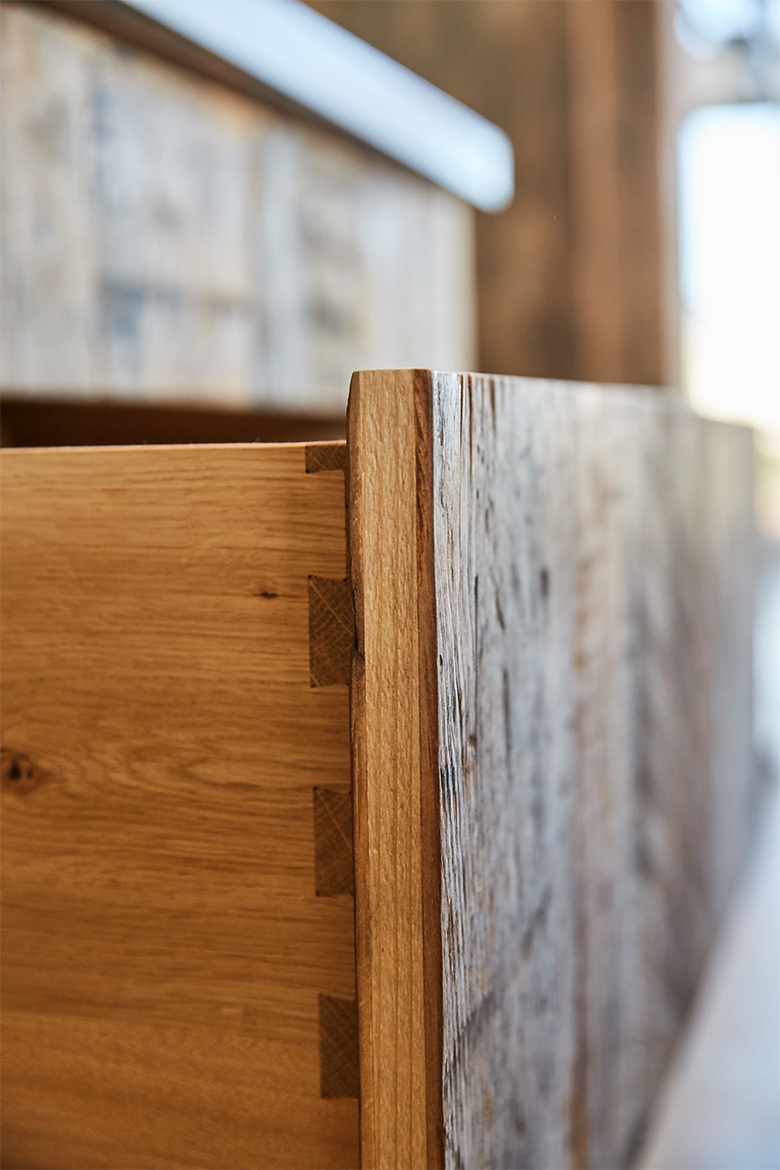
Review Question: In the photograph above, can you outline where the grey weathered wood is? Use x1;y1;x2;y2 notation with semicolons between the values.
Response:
51;0;514;211
348;371;755;1170
0;3;474;411
433;375;754;1170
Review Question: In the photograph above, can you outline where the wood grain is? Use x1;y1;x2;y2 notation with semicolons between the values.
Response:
318;994;360;1100
308;576;354;687
348;370;444;1170
0;443;357;1169
306;442;348;474
348;371;755;1169
310;0;666;387
0;2;474;411
313;788;354;897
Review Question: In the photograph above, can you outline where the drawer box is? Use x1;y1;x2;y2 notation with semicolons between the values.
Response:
1;371;755;1169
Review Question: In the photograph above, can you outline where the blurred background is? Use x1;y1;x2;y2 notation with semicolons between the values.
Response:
1;1;778;1166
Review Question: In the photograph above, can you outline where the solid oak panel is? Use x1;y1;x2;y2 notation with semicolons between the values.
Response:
0;442;357;1170
347;370;443;1170
348;371;754;1170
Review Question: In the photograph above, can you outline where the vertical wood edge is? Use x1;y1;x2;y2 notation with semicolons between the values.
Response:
347;370;444;1170
414;372;445;1170
347;371;373;1167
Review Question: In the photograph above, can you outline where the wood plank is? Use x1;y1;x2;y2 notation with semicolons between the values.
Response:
0;2;474;411
0;441;357;1169
41;0;513;211
347;370;443;1170
348;371;755;1169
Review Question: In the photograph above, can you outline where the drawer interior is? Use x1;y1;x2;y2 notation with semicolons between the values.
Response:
0;440;356;1170
0;396;346;449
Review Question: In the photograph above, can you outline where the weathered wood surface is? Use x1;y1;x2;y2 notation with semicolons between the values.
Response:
0;441;357;1169
0;2;474;411
348;370;754;1170
432;376;754;1170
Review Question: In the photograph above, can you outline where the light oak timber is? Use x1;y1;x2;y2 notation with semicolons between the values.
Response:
308;575;354;688
318;993;360;1100
0;441;357;1170
348;370;444;1170
348;371;755;1170
313;788;355;897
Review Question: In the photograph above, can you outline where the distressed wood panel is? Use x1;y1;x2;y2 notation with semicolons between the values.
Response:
348;371;754;1169
0;442;357;1169
0;2;474;410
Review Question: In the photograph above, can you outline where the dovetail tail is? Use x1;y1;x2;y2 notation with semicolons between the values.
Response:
308;576;353;687
313;788;354;897
305;443;347;474
318;993;359;1099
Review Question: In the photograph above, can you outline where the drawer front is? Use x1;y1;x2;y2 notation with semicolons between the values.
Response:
348;371;755;1170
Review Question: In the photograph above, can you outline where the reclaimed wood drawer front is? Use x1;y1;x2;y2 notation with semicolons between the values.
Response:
348;371;755;1170
0;442;358;1170
1;374;755;1170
